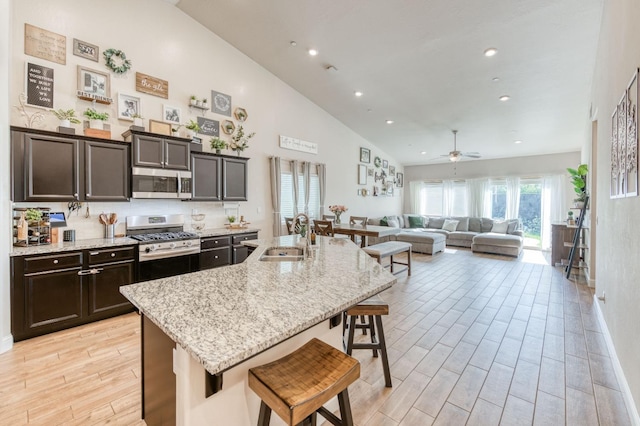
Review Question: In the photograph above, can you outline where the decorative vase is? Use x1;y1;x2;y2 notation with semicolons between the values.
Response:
89;119;103;130
215;149;221;155
335;212;341;224
186;129;195;139
60;119;70;128
133;117;143;127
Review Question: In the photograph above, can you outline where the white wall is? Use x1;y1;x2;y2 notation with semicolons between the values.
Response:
403;152;581;213
1;0;12;353
1;0;403;352
590;0;640;412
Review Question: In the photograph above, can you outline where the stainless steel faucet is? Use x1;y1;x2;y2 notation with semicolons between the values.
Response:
291;213;311;258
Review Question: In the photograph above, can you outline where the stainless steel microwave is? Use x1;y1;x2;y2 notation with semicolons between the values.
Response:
131;167;192;199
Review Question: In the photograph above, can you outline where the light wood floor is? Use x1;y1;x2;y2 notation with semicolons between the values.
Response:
0;248;632;425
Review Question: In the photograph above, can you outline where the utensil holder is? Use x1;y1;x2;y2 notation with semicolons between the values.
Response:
105;224;115;239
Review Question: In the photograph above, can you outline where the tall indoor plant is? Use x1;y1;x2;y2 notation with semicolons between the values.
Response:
568;163;588;207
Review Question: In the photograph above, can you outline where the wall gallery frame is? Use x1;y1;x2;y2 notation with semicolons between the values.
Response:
73;38;98;62
163;105;181;124
611;68;639;198
358;164;367;185
360;147;370;163
396;173;404;188
117;93;140;121
77;65;112;104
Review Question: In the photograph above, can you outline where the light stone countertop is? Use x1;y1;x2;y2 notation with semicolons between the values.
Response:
120;234;396;375
9;228;260;257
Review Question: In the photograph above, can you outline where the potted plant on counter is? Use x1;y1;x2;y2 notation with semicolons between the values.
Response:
210;136;227;154
83;108;109;130
568;163;589;208
52;109;81;128
132;113;144;127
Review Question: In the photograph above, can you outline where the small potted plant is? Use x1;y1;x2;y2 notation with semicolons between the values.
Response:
229;124;255;155
132;113;144;127
202;98;208;108
210;136;227;154
190;95;197;106
185;119;201;138
171;124;182;137
83;108;109;130
567;211;575;225
25;208;42;225
51;109;81;128
568;164;589;208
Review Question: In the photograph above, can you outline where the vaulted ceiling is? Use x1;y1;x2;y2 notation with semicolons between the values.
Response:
175;0;603;165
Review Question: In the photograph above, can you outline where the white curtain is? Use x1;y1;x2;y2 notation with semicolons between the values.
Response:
303;162;311;216
269;157;282;237
506;177;521;220
467;178;489;218
442;180;454;216
317;163;326;217
409;181;423;214
291;160;299;216
541;174;566;250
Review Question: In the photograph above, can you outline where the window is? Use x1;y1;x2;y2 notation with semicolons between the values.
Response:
518;180;542;248
450;181;468;216
280;173;320;220
416;180;468;217
488;181;507;219
417;182;444;216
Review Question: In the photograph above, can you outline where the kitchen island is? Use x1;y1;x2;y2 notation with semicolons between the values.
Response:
120;234;396;426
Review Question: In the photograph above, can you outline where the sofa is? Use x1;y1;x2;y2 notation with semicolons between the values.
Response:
367;214;524;257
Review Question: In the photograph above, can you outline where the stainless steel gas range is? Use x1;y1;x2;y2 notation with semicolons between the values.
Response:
126;214;201;281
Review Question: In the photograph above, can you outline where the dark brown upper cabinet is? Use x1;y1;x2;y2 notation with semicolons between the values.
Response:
191;153;221;201
11;127;130;202
222;157;248;201
131;134;190;171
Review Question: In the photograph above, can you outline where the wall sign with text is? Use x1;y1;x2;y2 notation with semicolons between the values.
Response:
279;135;318;155
25;62;54;108
136;72;168;99
197;117;220;136
24;23;66;65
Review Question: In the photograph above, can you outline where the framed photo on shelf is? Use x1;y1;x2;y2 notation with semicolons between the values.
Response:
117;93;140;121
360;147;370;163
163;105;181;124
77;65;112;103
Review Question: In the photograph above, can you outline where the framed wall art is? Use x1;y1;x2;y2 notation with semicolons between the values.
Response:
117;93;140;121
163;105;181;124
212;90;232;116
382;159;388;169
389;165;396;176
77;65;112;104
24;24;66;65
73;38;98;62
396;173;404;188
25;62;54;108
611;68;639;198
360;147;370;163
358;164;367;185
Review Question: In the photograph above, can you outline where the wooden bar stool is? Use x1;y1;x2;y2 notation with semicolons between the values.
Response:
248;338;360;426
345;296;392;387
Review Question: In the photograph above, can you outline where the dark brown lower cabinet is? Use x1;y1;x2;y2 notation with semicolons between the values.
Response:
142;314;176;426
11;246;136;341
232;232;258;264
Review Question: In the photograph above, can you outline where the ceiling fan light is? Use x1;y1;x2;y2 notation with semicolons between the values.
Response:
449;154;460;162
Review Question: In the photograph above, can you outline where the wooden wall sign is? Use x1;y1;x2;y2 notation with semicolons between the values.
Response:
279;135;318;154
136;72;168;99
25;62;54;108
197;117;219;136
24;24;66;65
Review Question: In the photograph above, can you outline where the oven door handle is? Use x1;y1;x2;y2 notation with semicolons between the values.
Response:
77;268;104;276
177;172;182;195
139;248;201;261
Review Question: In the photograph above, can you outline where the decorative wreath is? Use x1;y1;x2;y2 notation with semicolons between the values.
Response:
104;48;132;74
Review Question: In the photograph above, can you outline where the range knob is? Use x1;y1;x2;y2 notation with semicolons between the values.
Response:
169;242;177;249
145;245;157;253
186;240;194;247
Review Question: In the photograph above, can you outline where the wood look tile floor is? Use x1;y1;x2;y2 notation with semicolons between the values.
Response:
0;248;633;425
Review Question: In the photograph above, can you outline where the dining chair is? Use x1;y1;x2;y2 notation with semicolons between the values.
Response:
285;217;294;235
313;220;334;236
322;214;335;221
349;216;368;226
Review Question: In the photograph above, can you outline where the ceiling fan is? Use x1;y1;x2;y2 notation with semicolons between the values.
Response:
439;130;482;162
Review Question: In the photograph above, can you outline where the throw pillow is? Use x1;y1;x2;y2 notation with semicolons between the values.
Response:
408;215;424;228
380;216;388;226
387;219;400;228
452;217;469;231
428;217;445;229
468;218;482;232
507;219;519;234
442;219;459;232
491;220;509;233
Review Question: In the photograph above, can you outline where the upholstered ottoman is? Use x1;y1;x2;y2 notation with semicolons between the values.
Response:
395;231;445;255
471;233;523;257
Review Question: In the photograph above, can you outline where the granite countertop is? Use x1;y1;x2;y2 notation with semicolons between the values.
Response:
9;228;260;257
120;234;396;375
9;237;139;257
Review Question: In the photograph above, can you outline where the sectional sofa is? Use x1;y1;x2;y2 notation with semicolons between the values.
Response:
367;214;524;257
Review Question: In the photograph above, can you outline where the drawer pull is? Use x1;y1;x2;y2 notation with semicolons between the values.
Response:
53;259;59;264
214;256;219;259
78;268;103;276
214;240;218;243
90;251;99;256
111;253;116;257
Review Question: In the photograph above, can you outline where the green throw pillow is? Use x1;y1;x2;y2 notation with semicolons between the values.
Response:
408;215;424;228
380;216;388;226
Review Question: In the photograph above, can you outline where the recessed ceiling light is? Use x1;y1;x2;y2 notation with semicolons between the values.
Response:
421;151;427;155
484;48;498;57
354;91;363;97
290;41;297;47
386;120;394;124
308;48;318;56
499;95;510;101
492;77;500;82
514;140;522;144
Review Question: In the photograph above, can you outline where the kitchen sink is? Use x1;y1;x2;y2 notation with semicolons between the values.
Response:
259;246;305;262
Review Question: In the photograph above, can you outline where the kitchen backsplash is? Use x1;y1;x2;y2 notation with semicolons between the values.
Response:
12;200;242;240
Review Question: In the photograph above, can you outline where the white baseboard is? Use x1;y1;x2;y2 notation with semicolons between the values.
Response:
0;334;13;354
594;295;640;426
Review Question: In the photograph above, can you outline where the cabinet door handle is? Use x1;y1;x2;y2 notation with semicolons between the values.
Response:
77;268;104;276
74;193;79;200
53;259;59;264
214;255;219;259
90;251;99;255
111;253;116;257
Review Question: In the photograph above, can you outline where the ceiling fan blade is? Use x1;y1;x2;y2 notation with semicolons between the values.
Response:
462;152;482;158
